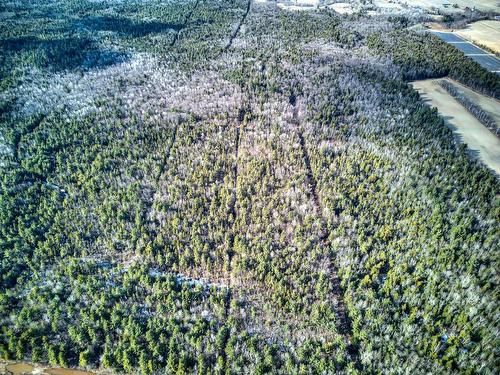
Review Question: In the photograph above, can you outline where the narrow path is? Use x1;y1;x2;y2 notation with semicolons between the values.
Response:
290;95;360;366
219;0;251;56
297;132;322;221
218;109;244;360
155;125;178;183
290;97;324;234
170;0;201;47
149;123;179;235
226;107;244;286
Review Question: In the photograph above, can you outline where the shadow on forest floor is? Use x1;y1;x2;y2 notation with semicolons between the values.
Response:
0;36;129;72
80;16;182;37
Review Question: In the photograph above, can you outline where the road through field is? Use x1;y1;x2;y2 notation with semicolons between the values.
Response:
412;79;500;176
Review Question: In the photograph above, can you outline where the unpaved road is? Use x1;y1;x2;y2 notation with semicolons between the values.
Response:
411;79;500;176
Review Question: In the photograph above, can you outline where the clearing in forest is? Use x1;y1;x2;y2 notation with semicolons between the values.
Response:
443;77;500;126
412;79;500;175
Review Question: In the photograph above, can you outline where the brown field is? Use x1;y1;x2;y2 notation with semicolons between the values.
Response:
0;359;110;375
411;79;500;176
456;21;500;54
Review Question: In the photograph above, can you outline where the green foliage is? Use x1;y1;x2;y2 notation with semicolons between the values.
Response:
367;30;499;98
0;1;498;374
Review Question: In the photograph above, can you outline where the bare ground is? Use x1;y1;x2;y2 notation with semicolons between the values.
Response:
411;79;500;176
442;77;500;126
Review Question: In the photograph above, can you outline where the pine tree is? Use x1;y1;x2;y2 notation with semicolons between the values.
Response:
197;353;207;375
167;336;177;374
102;342;113;368
139;350;149;374
58;344;68;367
79;349;90;368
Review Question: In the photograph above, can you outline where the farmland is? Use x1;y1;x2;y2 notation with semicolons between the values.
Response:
456;20;500;54
375;0;499;13
0;1;499;375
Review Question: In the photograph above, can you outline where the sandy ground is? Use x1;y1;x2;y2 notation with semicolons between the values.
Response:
425;21;447;30
0;359;113;375
278;2;354;14
411;79;500;176
373;0;403;10
456;21;500;54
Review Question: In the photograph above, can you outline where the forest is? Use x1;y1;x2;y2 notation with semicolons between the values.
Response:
0;0;499;374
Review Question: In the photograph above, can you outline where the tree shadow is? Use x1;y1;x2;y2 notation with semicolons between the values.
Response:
81;16;182;37
441;115;465;144
0;36;128;72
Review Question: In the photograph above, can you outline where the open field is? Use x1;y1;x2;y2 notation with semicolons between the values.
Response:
273;1;499;14
376;0;500;12
412;79;500;175
444;77;500;126
328;2;354;14
456;21;500;54
0;359;105;375
276;0;318;11
277;1;355;14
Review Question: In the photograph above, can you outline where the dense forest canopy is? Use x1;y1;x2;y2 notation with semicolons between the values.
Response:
0;0;499;374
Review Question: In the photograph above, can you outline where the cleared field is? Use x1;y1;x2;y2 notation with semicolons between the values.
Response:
0;360;96;375
432;32;466;43
328;2;354;14
444;78;500;126
392;0;498;12
449;41;487;55
412;79;500;176
456;21;500;54
469;54;500;71
372;0;403;11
